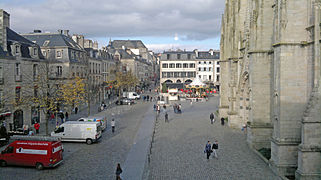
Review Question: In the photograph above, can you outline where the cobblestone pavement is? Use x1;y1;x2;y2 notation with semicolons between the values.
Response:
0;92;156;180
147;96;280;180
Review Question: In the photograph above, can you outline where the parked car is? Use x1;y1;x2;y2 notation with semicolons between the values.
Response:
115;98;134;105
77;116;107;131
0;135;63;170
51;121;102;145
123;92;141;100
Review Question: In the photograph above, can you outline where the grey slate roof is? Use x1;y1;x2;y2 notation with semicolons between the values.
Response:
110;40;146;49
22;33;83;50
197;51;220;59
6;27;44;59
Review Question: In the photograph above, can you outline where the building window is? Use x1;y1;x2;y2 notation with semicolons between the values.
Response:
203;67;206;71
198;61;201;64
183;63;188;68
216;75;220;81
167;54;170;60
198;67;201;71
209;75;212;80
188;54;191;59
15;46;20;54
209;67;212;72
33;64;38;80
57;50;61;58
181;72;186;77
199;75;201;78
0;66;3;80
42;51;47;57
174;72;179;78
33;48;37;56
203;61;206;64
57;66;62;76
162;72;167;78
176;63;182;68
209;61;212;64
15;63;20;76
162;63;168;68
217;61;220;65
217;67;220;73
169;63;175;68
15;87;21;103
189;63;195;68
177;54;181;59
203;75;207;80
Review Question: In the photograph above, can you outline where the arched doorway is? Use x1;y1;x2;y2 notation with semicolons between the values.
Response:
14;110;23;130
185;79;192;84
176;79;182;83
165;79;173;83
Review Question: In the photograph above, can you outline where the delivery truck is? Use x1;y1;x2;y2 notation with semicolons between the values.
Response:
0;136;63;170
51;121;102;145
77;116;107;131
122;92;140;100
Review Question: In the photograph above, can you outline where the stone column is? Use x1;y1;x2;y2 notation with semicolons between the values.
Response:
295;1;321;179
270;0;311;176
246;0;274;150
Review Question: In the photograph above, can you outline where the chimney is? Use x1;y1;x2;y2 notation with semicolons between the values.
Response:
72;34;84;48
63;30;69;36
194;49;198;57
209;49;214;55
58;29;63;34
93;41;98;50
0;9;10;52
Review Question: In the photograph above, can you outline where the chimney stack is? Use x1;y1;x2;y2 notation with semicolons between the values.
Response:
0;9;10;52
63;30;69;36
93;41;98;50
58;29;63;34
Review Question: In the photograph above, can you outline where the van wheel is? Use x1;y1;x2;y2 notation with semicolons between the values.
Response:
0;160;7;167
36;163;44;170
86;139;93;145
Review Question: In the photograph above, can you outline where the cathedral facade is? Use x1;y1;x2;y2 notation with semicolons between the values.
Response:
219;0;321;179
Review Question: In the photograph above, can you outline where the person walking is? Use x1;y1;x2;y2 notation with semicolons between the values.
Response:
221;117;225;126
204;141;212;159
65;112;69;121
165;112;168;123
212;140;218;158
75;107;78;114
115;163;122;180
34;122;40;134
111;119;115;133
210;113;215;124
153;104;156;111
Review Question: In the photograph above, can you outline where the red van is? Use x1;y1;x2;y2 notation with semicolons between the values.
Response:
0;136;63;170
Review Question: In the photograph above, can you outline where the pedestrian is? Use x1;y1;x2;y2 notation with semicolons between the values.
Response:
165;112;168;123
173;103;177;113
34;122;40;134
150;97;153;101
75;107;78;114
115;163;122;180
221;117;225;126
50;113;55;121
147;95;150;101
65;112;69;121
212;140;219;158
59;112;65;124
190;100;193;105
210;113;214;124
178;104;182;113
157;105;160;114
111;119;115;133
153;104;156;111
204;141;212;159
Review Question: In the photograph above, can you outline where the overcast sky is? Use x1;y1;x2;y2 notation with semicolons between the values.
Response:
1;0;224;52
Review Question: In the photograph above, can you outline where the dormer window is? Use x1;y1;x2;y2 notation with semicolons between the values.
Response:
33;48;37;56
43;40;50;46
15;45;20;54
57;50;61;58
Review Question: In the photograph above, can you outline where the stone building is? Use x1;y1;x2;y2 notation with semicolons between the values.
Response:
160;50;220;89
219;0;321;179
0;9;45;130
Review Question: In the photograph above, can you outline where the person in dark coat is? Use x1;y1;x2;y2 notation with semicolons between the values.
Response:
221;117;225;126
115;163;122;180
75;107;78;114
65;112;69;121
210;113;214;124
165;112;168;123
204;141;212;159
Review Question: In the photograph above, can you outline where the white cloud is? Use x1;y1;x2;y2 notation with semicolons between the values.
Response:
1;0;224;41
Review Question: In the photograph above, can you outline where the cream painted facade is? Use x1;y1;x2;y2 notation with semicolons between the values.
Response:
220;0;321;179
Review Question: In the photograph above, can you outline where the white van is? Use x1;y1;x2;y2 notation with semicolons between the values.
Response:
77;116;107;131
51;121;102;145
123;92;140;100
